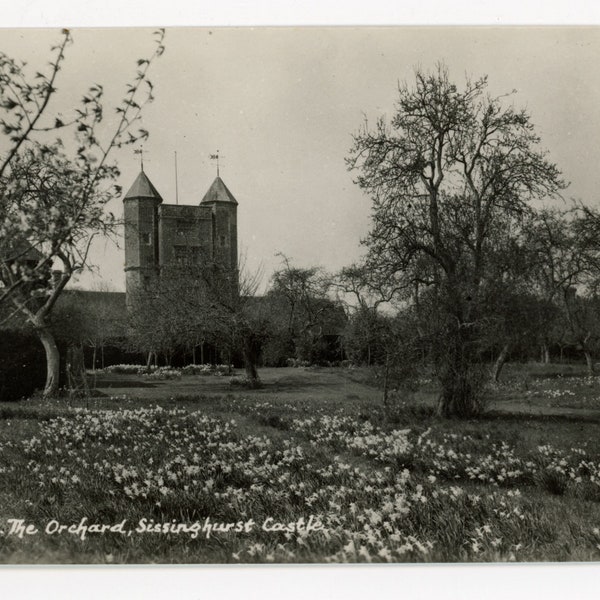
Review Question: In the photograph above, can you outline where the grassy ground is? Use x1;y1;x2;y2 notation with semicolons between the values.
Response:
2;364;600;564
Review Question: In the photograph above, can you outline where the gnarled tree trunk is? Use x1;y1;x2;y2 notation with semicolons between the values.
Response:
38;325;60;398
492;343;510;383
436;316;485;418
242;331;262;387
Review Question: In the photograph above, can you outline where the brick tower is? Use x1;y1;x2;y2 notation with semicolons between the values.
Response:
123;169;162;295
123;169;239;303
200;176;238;286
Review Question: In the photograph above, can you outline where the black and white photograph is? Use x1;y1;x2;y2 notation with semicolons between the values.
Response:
3;15;600;587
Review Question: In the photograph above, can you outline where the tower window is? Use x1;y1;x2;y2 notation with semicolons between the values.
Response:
141;232;151;245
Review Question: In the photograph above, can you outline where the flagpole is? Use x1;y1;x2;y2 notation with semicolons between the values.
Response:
174;151;179;205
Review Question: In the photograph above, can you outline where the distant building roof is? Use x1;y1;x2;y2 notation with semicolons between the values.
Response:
124;171;163;202
201;176;238;205
62;290;127;311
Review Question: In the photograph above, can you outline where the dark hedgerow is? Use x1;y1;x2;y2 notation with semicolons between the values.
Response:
0;329;46;402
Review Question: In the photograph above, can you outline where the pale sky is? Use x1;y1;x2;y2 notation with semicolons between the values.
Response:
3;26;600;291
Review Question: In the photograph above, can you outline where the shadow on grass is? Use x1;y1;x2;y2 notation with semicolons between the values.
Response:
473;409;600;425
90;379;157;388
529;372;599;381
264;380;324;393
0;405;70;421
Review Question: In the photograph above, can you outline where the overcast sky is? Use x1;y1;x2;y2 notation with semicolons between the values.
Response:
3;27;600;291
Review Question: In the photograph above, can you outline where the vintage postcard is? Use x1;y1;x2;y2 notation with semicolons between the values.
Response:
1;23;600;596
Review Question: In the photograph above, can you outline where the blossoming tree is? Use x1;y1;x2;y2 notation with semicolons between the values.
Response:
0;29;165;397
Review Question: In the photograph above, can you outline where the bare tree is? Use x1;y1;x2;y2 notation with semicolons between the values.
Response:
523;207;600;373
269;254;342;364
348;64;566;417
127;256;268;384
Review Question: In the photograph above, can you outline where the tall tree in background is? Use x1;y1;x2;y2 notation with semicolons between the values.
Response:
0;29;165;397
348;64;566;417
332;263;398;366
269;254;342;364
524;209;585;363
526;208;600;373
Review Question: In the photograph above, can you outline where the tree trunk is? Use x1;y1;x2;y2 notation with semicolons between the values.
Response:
436;323;483;418
92;345;97;372
243;346;260;386
66;344;87;393
382;353;390;408
540;344;550;364
244;359;258;382
584;350;595;376
492;343;510;383
101;344;105;369
38;326;60;398
242;334;261;387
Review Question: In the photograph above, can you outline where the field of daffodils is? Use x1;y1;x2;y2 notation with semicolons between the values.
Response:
2;378;600;563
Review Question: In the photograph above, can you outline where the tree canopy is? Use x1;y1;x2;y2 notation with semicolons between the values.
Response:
348;64;567;416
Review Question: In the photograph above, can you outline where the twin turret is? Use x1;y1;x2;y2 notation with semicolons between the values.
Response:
123;170;238;300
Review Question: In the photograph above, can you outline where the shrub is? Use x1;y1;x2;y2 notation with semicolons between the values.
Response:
145;367;182;380
181;364;232;376
102;364;151;375
286;358;310;368
0;329;47;401
181;364;213;376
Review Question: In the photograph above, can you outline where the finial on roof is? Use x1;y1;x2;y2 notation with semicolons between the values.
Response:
134;147;147;172
209;150;223;177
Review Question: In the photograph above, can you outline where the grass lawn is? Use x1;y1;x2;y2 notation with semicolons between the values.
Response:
2;364;600;564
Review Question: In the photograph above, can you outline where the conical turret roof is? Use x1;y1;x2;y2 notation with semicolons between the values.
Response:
201;176;238;205
124;170;163;202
